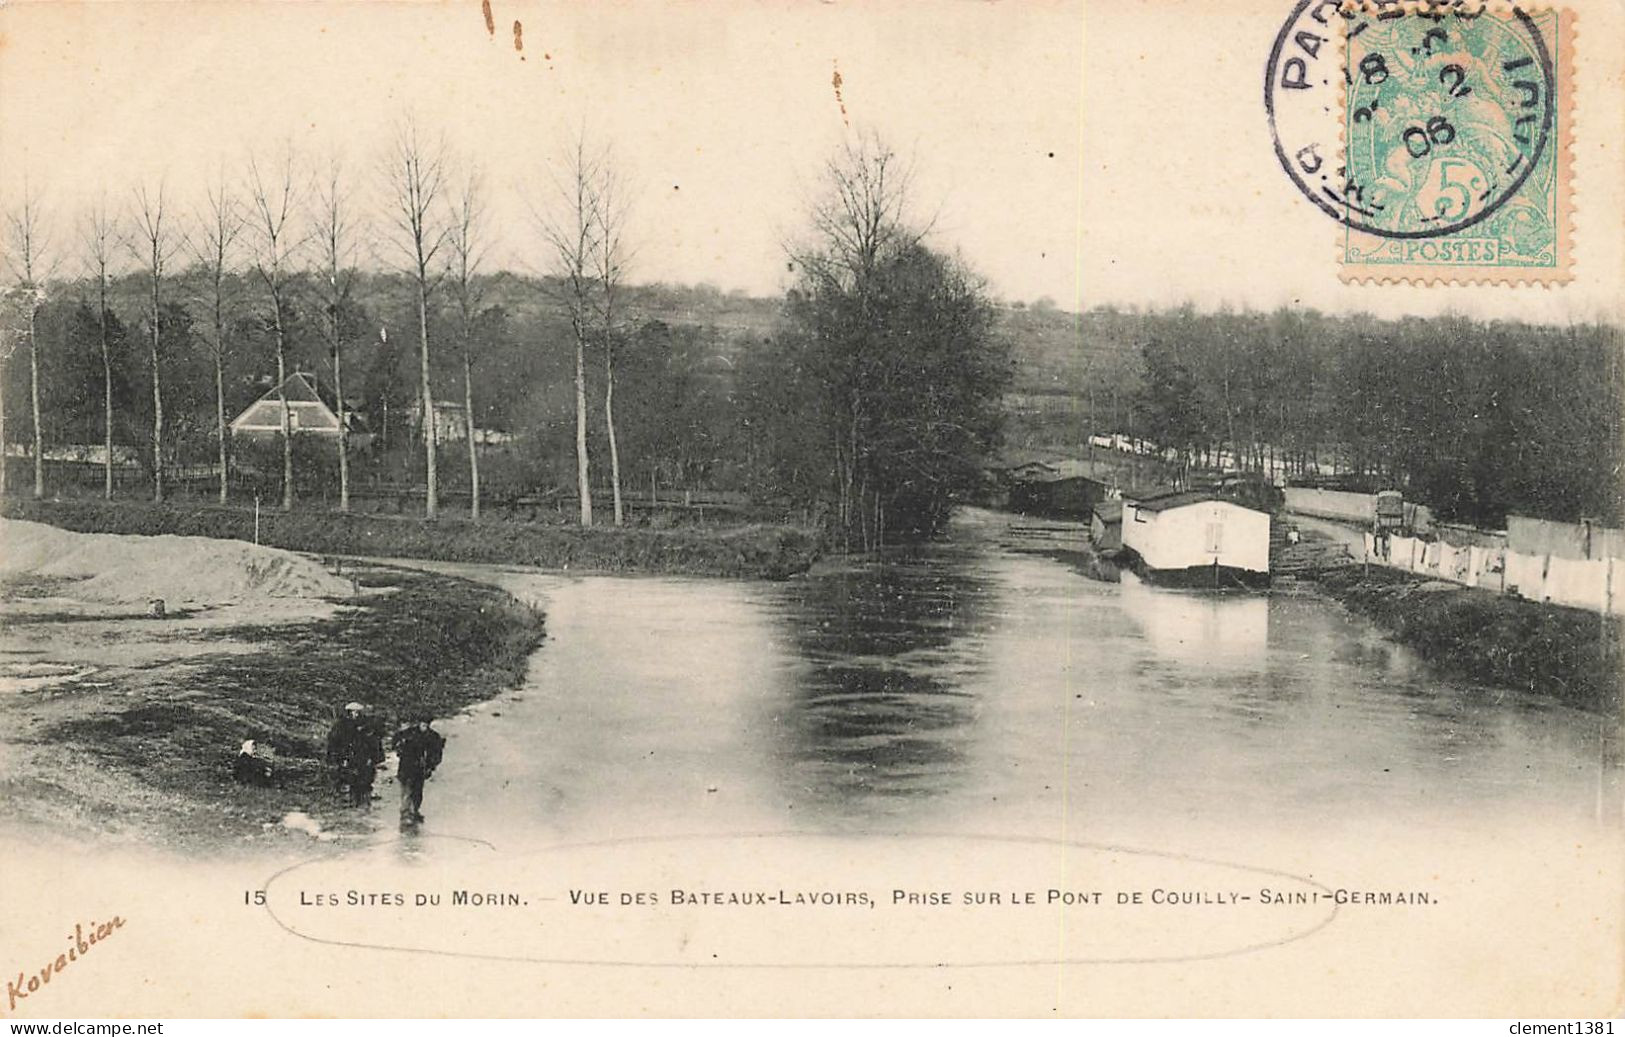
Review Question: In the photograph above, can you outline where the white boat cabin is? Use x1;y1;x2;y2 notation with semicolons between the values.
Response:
1121;491;1271;587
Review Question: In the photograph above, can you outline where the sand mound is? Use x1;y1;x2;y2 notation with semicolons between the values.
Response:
0;518;353;606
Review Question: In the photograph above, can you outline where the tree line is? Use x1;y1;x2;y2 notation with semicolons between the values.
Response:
0;129;1014;546
0;268;745;513
11;115;1614;541
0;123;652;527
1106;306;1623;528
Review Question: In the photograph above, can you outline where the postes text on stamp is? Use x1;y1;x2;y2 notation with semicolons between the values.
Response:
1337;3;1573;283
1266;1;1574;285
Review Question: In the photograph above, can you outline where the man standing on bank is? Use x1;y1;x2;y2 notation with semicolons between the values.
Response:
326;702;385;806
391;714;445;828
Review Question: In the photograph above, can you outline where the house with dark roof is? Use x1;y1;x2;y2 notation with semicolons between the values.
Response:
1121;490;1271;589
1002;458;1107;519
230;372;370;447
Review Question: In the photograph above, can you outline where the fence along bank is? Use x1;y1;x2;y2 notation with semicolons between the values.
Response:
1359;517;1624;616
1286;486;1625;616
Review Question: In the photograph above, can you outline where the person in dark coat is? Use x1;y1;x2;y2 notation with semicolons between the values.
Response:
326;702;385;806
232;739;274;787
391;715;445;827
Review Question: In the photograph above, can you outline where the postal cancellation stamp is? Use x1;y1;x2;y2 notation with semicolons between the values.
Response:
1267;1;1575;285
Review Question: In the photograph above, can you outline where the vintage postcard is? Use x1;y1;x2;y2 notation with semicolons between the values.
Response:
0;0;1621;1020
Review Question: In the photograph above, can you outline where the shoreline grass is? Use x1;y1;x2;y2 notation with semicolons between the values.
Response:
2;497;822;580
1313;565;1623;712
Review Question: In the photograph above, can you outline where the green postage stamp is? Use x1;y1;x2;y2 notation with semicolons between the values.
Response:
1336;3;1574;283
1265;1;1575;285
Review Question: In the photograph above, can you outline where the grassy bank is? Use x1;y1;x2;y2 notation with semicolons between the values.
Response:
1314;566;1622;712
2;565;545;846
1;497;821;579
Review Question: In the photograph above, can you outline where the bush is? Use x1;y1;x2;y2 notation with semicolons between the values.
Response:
231;433;349;502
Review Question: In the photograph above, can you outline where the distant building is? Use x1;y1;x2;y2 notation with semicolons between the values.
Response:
4;443;141;466
233;372;336;437
1002;458;1107;519
407;399;471;445
1121;491;1271;589
230;372;370;447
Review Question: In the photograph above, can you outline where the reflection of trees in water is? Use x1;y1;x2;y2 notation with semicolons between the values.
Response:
768;542;996;819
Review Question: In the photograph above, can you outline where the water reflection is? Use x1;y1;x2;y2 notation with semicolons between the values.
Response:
1118;570;1269;669
765;543;997;817
429;510;1619;847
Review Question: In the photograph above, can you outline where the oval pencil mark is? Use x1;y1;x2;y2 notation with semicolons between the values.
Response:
481;0;494;38
259;831;1343;969
513;19;524;58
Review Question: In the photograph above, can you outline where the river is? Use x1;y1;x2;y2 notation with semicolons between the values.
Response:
419;507;1621;853
6;507;1620;1014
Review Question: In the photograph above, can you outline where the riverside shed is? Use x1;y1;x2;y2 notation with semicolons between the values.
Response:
1006;459;1107;520
1121;491;1271;588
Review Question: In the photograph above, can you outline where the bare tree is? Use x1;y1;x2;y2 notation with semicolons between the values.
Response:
130;181;181;503
0;286;26;499
590;158;632;526
383;118;448;519
247;147;304;512
536;133;605;527
446;166;489;521
313;155;361;512
82;196;122;499
5;181;52;499
795;132;925;291
189;171;244;504
788;132;927;546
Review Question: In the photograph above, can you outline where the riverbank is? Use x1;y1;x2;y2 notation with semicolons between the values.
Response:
1041;545;1122;583
988;511;1123;583
0;497;822;580
1312;564;1622;712
0;558;545;848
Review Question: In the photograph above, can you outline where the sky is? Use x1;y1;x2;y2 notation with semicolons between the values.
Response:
0;0;1620;323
